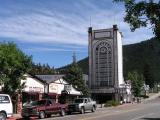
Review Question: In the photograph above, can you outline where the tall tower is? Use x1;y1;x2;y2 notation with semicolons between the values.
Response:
72;52;76;63
88;25;124;102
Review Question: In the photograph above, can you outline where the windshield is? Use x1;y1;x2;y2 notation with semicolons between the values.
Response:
75;99;84;103
30;100;46;106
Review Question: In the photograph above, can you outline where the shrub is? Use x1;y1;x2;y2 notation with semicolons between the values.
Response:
104;100;119;107
140;95;149;99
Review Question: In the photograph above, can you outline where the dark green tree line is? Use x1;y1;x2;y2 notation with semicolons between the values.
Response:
30;63;55;75
143;63;155;88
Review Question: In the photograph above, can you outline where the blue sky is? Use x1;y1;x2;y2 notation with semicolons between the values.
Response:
0;0;153;68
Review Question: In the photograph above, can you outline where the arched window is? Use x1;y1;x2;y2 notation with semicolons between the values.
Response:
95;42;113;87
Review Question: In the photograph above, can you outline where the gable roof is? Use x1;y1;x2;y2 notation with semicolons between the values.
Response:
25;73;47;84
36;74;65;83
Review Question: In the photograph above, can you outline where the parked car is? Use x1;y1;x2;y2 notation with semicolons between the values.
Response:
0;94;13;120
68;98;97;114
22;99;68;119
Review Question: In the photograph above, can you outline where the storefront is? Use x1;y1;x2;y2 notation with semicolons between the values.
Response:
36;75;82;104
15;74;46;113
21;74;46;103
61;84;82;104
48;82;61;103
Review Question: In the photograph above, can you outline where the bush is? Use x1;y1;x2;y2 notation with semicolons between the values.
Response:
104;100;119;107
140;95;149;99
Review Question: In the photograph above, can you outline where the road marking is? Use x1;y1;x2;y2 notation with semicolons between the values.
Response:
79;108;144;120
130;113;154;120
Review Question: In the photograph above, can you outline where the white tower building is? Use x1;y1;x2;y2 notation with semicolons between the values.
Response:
88;25;125;102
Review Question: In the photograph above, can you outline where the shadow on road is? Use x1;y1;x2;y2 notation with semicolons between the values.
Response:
143;118;160;120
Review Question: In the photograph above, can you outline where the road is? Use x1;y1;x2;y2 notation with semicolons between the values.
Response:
37;98;160;120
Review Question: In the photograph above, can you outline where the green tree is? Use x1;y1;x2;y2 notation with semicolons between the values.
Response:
127;71;144;97
143;63;154;88
0;42;32;95
114;0;160;38
63;62;89;96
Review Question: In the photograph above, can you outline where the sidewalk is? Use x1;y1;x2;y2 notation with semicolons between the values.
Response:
6;114;21;120
142;92;160;103
8;114;43;120
97;102;136;109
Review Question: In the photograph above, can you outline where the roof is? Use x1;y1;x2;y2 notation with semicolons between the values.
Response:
0;94;10;96
36;74;65;83
25;73;47;84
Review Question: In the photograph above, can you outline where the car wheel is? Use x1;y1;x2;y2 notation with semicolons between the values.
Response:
22;116;29;120
60;109;65;116
67;111;71;115
91;106;95;112
80;107;85;114
47;114;51;118
39;111;45;119
0;112;6;120
23;116;30;120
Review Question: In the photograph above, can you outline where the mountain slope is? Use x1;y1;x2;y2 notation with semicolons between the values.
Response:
59;38;160;81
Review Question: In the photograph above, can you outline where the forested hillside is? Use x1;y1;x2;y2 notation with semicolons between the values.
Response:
59;38;160;83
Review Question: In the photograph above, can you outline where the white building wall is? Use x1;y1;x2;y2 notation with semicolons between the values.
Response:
49;83;64;94
21;75;44;93
49;78;65;94
117;31;124;87
49;78;81;95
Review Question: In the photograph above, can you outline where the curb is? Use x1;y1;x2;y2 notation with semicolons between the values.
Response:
7;117;17;120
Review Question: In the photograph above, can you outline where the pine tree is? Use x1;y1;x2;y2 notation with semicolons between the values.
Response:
127;71;144;97
63;62;90;96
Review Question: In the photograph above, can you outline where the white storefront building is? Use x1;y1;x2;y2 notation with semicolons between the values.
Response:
21;74;46;105
36;75;82;103
21;74;45;94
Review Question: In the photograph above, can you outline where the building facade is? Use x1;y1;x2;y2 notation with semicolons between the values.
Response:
88;25;125;103
36;75;82;103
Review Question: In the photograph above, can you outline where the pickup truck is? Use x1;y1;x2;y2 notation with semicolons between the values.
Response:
21;99;68;119
68;98;96;114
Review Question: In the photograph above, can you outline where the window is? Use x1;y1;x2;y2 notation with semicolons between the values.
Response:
75;99;84;103
95;41;113;87
47;100;52;106
30;100;46;106
0;96;10;103
85;99;88;103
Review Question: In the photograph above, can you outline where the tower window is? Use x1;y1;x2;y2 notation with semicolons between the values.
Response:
95;42;113;87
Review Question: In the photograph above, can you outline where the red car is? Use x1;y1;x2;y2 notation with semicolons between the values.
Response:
21;99;68;119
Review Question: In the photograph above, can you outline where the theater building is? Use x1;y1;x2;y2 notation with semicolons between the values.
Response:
88;25;126;103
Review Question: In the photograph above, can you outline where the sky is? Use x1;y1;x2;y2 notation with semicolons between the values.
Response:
0;0;154;68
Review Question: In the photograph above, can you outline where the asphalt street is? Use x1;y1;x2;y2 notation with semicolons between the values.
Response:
33;97;160;120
